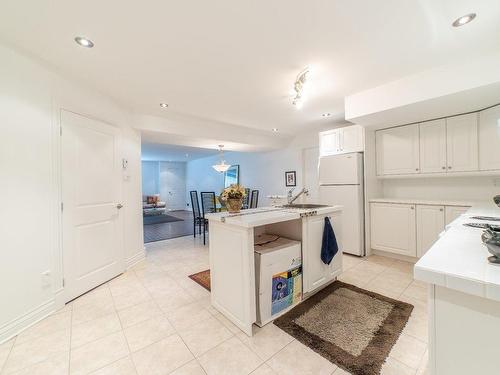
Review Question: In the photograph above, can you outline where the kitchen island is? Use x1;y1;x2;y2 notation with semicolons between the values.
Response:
206;205;343;336
414;201;500;375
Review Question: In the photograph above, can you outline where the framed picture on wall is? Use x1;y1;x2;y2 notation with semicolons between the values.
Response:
224;165;240;188
285;171;296;187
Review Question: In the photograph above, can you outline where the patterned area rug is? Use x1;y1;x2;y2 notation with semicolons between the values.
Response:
189;269;211;291
274;281;413;375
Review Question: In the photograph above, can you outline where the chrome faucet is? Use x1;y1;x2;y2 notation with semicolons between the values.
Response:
287;187;309;204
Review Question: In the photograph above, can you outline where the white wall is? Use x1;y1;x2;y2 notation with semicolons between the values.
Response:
0;42;144;343
382;177;500;203
186;147;308;207
345;52;500;127
159;161;187;210
142;161;160;196
141;160;187;210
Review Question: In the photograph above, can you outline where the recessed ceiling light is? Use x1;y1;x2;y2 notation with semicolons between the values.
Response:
272;128;278;132
160;103;169;108
452;13;476;27
74;36;94;48
322;113;332;118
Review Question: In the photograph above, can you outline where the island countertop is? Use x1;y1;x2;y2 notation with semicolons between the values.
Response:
414;201;500;301
205;205;343;228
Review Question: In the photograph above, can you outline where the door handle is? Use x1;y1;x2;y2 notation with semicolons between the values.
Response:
116;203;124;209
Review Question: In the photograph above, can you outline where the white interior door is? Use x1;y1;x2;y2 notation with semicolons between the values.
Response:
159;162;186;210
61;110;124;302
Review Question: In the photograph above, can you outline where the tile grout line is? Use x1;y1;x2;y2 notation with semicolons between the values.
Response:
133;251;209;375
132;255;200;374
0;336;17;375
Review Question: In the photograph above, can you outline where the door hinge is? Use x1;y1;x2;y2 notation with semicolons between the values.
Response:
61;202;64;212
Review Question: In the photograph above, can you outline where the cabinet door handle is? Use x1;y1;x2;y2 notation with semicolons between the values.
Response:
415;168;419;171
410;206;414;210
442;166;446;170
440;208;444;212
448;166;452;169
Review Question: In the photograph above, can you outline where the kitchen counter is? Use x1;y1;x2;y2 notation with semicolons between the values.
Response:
413;200;500;375
414;201;500;301
369;198;475;207
205;205;343;227
207;205;343;336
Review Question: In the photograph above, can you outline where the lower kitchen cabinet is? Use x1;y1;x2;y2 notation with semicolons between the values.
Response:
371;201;471;259
370;202;417;257
302;212;343;294
416;205;445;258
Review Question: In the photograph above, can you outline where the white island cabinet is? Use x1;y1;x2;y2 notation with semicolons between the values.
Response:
414;202;500;375
206;206;343;336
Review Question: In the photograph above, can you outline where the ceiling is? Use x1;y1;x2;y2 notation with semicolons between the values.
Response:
141;142;217;162
1;0;499;134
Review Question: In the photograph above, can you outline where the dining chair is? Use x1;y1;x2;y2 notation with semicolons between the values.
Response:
200;192;216;245
190;191;206;239
250;190;259;209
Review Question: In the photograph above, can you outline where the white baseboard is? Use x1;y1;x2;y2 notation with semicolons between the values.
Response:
0;299;57;344
372;249;418;263
126;249;146;269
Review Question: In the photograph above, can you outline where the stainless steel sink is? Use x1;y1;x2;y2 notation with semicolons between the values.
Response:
281;204;329;209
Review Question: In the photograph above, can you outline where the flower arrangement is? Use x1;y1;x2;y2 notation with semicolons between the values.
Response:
221;184;247;200
221;184;247;213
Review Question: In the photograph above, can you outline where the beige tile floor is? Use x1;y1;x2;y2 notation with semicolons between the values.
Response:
0;236;429;375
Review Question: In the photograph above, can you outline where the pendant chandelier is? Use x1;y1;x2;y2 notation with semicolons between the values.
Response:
212;145;231;173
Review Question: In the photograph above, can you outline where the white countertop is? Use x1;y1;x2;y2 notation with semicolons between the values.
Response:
414;201;500;301
205;205;342;228
370;198;475;207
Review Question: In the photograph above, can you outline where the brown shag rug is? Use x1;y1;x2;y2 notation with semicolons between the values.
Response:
188;269;211;291
274;281;413;375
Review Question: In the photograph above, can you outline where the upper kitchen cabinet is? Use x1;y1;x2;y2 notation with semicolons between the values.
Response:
420;119;447;173
479;104;500;171
376;124;419;175
319;125;364;156
446;113;479;172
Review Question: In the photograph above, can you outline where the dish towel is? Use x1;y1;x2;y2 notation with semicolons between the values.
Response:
321;216;339;265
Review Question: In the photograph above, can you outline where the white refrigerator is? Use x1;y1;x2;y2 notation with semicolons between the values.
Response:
318;152;365;256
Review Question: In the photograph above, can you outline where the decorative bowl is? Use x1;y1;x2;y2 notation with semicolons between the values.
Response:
483;229;500;260
486;242;500;258
494;195;500;208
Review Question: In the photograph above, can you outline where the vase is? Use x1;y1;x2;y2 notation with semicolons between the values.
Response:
226;198;243;213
